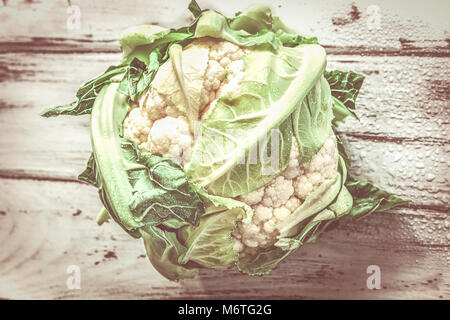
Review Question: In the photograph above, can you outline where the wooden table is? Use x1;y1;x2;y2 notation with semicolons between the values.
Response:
0;0;448;299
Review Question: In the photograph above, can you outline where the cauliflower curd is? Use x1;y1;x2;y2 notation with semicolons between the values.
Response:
233;135;338;255
123;38;339;257
124;38;247;164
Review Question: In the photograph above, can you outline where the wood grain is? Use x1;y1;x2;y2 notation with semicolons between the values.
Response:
0;0;449;300
0;0;449;56
0;53;448;207
0;178;448;299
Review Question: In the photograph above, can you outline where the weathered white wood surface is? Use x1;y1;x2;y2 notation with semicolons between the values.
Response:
0;0;449;300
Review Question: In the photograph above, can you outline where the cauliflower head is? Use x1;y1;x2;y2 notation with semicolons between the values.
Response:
123;38;248;166
234;136;338;255
43;1;406;282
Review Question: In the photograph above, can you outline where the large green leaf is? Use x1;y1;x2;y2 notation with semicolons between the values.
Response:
119;25;168;64
177;188;253;269
324;70;364;125
89;81;204;233
187;44;326;197
140;227;197;281
178;208;241;269
345;175;409;219
292;75;334;165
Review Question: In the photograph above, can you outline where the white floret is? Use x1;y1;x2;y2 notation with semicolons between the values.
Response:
233;239;245;253
263;220;276;233
293;135;338;200
209;40;245;63
273;207;291;221
282;139;302;179
233;192;303;252
233;135;338;255
284;196;301;212
139;90;168;121
123;39;248;163
262;175;294;208
253;205;273;224
239;188;264;206
123;107;153;148
200;40;247;115
147;116;193;164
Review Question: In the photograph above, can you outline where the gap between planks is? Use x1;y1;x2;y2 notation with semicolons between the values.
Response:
1;40;449;57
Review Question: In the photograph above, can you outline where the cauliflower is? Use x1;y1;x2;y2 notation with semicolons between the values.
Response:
46;2;407;281
148;116;193;163
262;175;294;208
293;135;338;200
123;38;247;165
123;106;153;149
140;90;181;121
239;188;264;206
125;59;339;252
233;135;338;255
282;139;301;179
122;35;339;259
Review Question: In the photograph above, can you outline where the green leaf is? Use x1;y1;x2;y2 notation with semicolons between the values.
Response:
117;58;146;101
78;153;98;187
188;0;203;18
237;246;290;276
238;156;350;275
118;52;162;102
229;5;273;33
128;149;204;227
196;186;253;223
178;207;241;269
90;82;204;233
119;25;168;64
335;133;351;168
176;186;253;269
324;70;364;125
345;175;409;219
40;65;127;117
187;44;326;197
304;175;408;241
140;227;198;281
229;5;319;48
300;185;353;244
292;76;334;165
325;70;364;110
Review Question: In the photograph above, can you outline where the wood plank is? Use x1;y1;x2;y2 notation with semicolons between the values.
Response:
0;0;449;56
0;0;449;299
0;53;448;208
0;178;448;299
1;52;448;141
1;128;448;210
